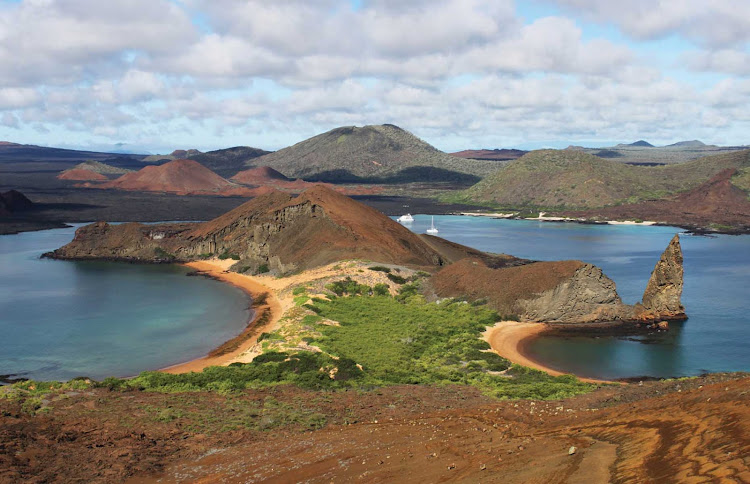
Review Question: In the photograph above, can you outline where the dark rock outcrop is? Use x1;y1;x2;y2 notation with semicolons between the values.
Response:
1;190;34;212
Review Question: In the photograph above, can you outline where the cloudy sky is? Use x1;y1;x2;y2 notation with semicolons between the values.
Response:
1;0;749;153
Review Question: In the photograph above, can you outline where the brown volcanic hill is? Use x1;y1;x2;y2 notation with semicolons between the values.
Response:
184;185;445;272
99;159;241;195
231;166;291;184
564;168;750;230
450;149;527;161
58;168;108;181
49;185;446;273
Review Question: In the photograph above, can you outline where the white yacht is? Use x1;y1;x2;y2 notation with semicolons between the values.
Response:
426;216;438;234
397;213;414;223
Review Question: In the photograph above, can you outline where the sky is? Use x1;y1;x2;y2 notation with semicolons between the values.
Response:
0;0;749;154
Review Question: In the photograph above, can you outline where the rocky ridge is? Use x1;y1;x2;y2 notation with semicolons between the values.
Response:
431;234;686;325
47;185;685;326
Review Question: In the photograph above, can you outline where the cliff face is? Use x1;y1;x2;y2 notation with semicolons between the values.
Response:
519;264;626;323
431;235;686;325
635;235;686;322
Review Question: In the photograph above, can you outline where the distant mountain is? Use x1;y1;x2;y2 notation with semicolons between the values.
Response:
97;159;249;196
666;140;706;148
627;140;654;147
0;143;145;164
248;124;498;184
570;139;746;165
188;146;272;177
460;149;750;209
58;161;133;181
449;149;527;161
142;149;203;163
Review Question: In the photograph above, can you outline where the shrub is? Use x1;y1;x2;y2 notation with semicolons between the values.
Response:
325;277;372;296
256;263;270;274
386;273;408;284
368;266;391;273
373;283;389;296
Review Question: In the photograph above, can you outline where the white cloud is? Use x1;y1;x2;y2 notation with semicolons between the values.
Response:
0;0;748;150
545;0;750;48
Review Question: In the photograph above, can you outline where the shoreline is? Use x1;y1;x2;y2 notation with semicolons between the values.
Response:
483;321;618;385
160;260;283;374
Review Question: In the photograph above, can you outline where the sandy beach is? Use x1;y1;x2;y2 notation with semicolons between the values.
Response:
161;260;283;374
483;321;616;384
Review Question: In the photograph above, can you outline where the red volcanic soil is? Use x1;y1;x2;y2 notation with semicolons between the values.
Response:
97;159;251;196
57;169;108;181
451;149;527;161
564;168;750;230
231;166;291;184
0;375;747;483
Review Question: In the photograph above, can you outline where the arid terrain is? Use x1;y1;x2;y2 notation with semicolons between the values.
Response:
1;374;747;483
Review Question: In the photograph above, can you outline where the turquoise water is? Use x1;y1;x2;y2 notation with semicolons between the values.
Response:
0;225;251;381
401;215;750;379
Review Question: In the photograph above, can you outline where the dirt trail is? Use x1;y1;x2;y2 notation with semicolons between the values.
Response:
1;375;747;483
128;376;749;484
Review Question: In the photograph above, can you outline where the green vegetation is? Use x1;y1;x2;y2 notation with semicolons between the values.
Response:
218;251;241;261
256;263;270;274
310;293;592;399
373;283;389;296
368;265;391;273
325;277;372;296
459;149;750;210
732;167;750;199
386;273;408;284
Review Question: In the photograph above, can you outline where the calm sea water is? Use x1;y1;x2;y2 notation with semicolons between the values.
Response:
401;215;750;379
0;225;250;381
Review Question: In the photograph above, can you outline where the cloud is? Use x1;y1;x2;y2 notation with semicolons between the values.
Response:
687;49;750;76
0;0;196;85
0;0;748;151
544;0;750;48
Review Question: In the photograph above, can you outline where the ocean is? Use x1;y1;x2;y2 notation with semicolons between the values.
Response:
401;215;750;379
0;225;250;381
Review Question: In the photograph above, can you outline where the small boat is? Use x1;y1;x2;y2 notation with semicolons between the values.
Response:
426;216;438;234
397;213;414;223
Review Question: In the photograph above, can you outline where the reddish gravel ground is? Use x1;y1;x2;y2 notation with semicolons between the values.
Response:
1;374;747;483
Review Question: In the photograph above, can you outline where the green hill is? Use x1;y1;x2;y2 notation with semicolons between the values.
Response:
248;124;499;184
459;149;750;209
